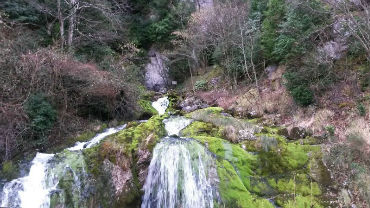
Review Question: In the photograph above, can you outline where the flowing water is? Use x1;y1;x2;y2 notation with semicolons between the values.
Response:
151;96;169;115
0;125;126;208
1;97;218;208
142;113;218;208
141;138;217;208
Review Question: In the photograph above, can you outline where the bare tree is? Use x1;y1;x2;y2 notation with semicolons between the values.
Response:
170;0;261;87
333;0;370;61
27;0;130;49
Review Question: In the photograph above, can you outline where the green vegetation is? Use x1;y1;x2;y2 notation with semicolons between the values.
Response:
357;102;366;116
1;160;17;180
194;80;208;91
261;0;286;62
181;108;327;207
325;125;335;136
24;93;57;141
138;99;158;117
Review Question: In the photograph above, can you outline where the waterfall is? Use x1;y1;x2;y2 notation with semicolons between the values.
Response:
1;153;54;208
141;138;217;208
152;96;169;115
163;116;193;136
0;125;126;208
142;112;218;208
1;96;218;208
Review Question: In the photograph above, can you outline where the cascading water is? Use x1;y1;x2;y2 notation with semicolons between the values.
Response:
151;96;169;115
141;138;217;208
1;96;219;208
0;125;126;208
141;109;218;208
0;153;54;208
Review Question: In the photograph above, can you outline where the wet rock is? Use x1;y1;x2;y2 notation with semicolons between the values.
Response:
102;159;133;196
137;133;156;185
137;148;151;186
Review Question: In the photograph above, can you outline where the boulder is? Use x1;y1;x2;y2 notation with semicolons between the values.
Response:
277;128;290;138
289;126;312;140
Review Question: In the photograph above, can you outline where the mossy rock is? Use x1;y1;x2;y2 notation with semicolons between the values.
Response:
180;121;221;138
138;99;158;118
276;195;323;208
1;160;18;180
187;107;261;142
82;115;167;207
217;159;274;208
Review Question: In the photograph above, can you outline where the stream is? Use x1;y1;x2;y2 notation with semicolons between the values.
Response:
0;96;218;208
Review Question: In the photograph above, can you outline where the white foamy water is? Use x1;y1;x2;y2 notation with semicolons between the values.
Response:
0;124;127;207
141;114;216;208
1;153;54;208
152;96;169;115
67;124;127;151
163;116;192;136
141;138;216;208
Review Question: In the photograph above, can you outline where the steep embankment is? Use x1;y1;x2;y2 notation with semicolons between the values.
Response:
178;64;370;206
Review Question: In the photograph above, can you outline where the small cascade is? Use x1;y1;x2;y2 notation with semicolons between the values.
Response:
141;138;217;208
142;108;218;208
0;125;126;208
163;116;193;136
152;96;169;115
1;96;219;208
1;153;54;208
67;124;126;151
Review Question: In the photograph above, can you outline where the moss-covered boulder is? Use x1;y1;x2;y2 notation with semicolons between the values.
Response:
186;107;262;142
180;109;332;208
82;114;167;207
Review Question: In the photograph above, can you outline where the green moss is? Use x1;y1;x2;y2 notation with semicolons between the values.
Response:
240;140;259;152
192;136;256;190
138;99;158;116
281;195;323;208
188;107;261;141
293;136;324;145
217;159;275;208
84;114;166;177
112;114;166;153
83;145;101;176
180;121;221;138
262;126;280;134
217;159;253;207
257;134;309;174
186;107;224;118
1;160;17;180
250;179;273;196
269;174;321;196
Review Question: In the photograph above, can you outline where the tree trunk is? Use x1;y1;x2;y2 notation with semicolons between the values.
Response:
67;0;78;50
57;0;65;49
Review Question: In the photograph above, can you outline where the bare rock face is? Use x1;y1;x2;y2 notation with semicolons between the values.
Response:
137;133;157;186
318;17;349;60
145;50;169;92
102;159;133;196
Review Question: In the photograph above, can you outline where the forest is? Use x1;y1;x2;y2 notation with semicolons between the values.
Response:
1;0;370;207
